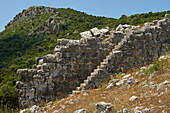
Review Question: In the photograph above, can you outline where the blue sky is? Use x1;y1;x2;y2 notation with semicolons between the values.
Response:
0;0;169;32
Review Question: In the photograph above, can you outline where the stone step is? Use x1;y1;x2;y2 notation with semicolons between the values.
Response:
101;61;107;65
84;79;89;84
87;76;92;80
76;87;81;91
80;83;86;88
97;65;106;69
106;55;111;59
100;64;107;69
103;58;108;62
91;72;97;76
94;69;99;72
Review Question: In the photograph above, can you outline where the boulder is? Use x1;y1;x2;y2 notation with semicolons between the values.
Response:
126;77;135;84
105;83;114;90
17;69;28;81
122;24;131;29
17;69;28;75
90;27;100;37
74;109;87;113
157;80;170;91
20;109;26;113
38;59;43;65
95;101;113;113
80;31;92;38
16;81;24;88
43;54;56;63
122;74;131;79
116;80;124;87
123;108;130;113
30;105;40;113
116;24;123;31
100;28;109;34
165;14;170;18
35;57;42;65
129;96;138;101
57;39;70;46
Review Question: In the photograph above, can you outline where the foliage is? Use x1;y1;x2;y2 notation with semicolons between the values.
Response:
0;6;169;110
144;58;168;75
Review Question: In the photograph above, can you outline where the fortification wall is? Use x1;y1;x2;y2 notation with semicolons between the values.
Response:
16;14;170;108
77;14;170;90
16;27;124;108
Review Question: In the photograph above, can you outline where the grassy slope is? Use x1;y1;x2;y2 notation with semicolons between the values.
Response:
0;6;169;110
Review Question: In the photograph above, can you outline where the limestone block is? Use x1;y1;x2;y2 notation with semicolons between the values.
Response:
80;31;92;38
51;74;64;81
28;69;37;75
54;52;62;62
32;64;37;69
47;63;56;70
165;14;170;18
70;81;79;88
67;40;80;46
17;69;28;81
112;31;124;39
17;69;28;75
35;57;42;65
74;109;87;113
82;37;99;43
65;74;78;81
30;105;40;113
33;74;44;81
95;102;113;113
90;27;100;37
43;54;56;63
37;65;43;70
100;28;109;34
16;81;24;88
37;70;45;75
38;59;43;65
116;24;123;31
57;39;70;46
54;45;68;53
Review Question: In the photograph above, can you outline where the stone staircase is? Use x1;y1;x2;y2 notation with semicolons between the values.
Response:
72;34;128;94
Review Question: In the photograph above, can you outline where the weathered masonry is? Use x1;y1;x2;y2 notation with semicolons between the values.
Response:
16;14;170;108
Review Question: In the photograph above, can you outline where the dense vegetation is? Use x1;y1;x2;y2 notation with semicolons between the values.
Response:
0;6;169;111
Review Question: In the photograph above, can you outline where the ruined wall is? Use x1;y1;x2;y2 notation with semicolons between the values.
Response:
16;14;170;108
16;28;124;108
78;14;170;90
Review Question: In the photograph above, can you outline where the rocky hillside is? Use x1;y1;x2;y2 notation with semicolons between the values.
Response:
22;55;169;113
0;5;169;111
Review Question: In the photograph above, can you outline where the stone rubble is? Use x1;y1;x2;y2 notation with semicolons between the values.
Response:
95;101;113;113
129;96;138;101
74;109;87;113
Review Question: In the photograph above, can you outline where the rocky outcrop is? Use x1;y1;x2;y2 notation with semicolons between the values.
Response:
16;14;170;108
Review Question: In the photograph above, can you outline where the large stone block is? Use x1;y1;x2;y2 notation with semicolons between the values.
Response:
43;54;56;63
90;27;100;37
80;31;92;38
57;39;70;46
95;102;113;113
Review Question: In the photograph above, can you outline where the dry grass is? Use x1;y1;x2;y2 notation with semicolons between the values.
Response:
45;56;170;113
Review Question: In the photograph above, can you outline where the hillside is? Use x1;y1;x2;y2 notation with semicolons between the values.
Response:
0;6;169;111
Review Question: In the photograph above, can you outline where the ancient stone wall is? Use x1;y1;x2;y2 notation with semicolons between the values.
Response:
16;14;170;108
77;14;170;90
16;27;124;108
